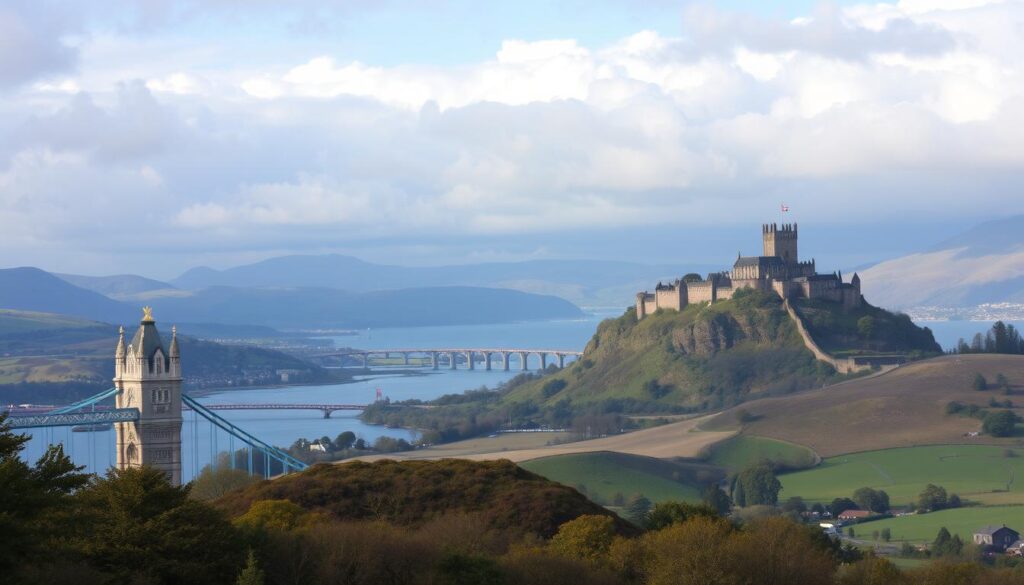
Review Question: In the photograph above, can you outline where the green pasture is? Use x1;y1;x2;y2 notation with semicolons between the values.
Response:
704;435;817;470
856;505;1024;544
780;445;1024;506
520;451;704;505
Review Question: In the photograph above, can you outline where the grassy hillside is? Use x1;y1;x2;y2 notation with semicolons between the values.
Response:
364;289;940;441
519;451;723;505
794;298;940;357
216;458;634;538
859;505;1024;545
503;289;834;413
703;435;818;471
702;354;1024;456
780;445;1024;506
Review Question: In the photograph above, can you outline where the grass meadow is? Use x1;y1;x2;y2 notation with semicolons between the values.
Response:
854;505;1024;544
704;435;818;470
519;451;705;504
780;445;1024;506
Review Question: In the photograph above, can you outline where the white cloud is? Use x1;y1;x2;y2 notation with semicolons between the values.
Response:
3;0;1024;271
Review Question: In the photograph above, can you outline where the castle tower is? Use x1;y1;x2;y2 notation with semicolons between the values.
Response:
114;308;183;486
763;222;798;266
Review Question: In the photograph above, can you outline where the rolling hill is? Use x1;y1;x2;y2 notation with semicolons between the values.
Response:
172;254;704;306
215;458;635;538
0;267;583;329
701;353;1024;456
54;273;177;299
861;215;1024;308
143;285;583;329
0;267;133;323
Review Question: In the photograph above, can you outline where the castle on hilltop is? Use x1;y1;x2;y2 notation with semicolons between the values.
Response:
636;223;862;320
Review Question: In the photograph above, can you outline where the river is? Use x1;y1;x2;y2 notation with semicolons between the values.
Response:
17;311;1015;481
18;310;618;482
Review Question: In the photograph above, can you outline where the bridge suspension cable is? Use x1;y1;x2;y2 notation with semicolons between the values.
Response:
182;395;308;474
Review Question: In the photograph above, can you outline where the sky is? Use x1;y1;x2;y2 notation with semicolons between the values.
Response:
1;0;1023;279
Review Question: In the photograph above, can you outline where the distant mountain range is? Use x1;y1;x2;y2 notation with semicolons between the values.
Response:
860;215;1024;309
0;267;582;330
169;255;703;307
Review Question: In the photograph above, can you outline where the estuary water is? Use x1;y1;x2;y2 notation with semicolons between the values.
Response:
18;310;618;482
18;309;1008;482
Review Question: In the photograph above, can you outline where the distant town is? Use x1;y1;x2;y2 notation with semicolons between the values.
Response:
906;304;1024;322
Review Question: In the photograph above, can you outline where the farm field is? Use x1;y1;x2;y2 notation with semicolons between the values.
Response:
856;505;1024;544
704;435;818;470
780;445;1024;506
520;451;713;504
702;354;1024;456
353;414;733;463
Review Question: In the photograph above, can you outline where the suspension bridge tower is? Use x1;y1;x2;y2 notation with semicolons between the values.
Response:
114;307;183;485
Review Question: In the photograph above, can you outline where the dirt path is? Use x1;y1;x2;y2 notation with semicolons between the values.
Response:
352;415;734;464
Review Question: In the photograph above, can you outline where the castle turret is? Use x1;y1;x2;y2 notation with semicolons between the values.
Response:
763;222;798;266
851;272;861;292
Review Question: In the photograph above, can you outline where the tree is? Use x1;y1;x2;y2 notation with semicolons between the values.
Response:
881;528;891;542
829;498;858;517
852;487;890;513
847;526;855;538
682;273;703;283
625;494;653;525
190;465;258;501
236;550;265;585
983;410;1018;437
973;373;988;391
643;379;670;399
918;484;948;512
234;499;310;532
732;479;746;507
702;485;732;515
811;503;826;516
997;373;1010;392
541;378;568;398
0;414;91;576
933;527;951;551
646;501;720;530
71;466;243;585
333;431;356;450
548;515;616;563
782;496;807;515
857;316;877;341
735;462;782;506
948;494;962;508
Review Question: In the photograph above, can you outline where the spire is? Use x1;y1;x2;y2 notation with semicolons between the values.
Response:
170;325;179;358
116;326;126;358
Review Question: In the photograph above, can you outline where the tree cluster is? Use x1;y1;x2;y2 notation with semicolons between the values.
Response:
955;321;1024;355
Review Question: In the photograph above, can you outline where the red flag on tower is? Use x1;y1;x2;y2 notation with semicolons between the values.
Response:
781;203;790;212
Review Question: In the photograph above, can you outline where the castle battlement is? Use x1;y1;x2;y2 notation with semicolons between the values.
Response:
636;223;861;320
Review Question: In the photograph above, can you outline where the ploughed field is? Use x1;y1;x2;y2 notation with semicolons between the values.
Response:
353;414;733;463
702;354;1024;456
779;445;1024;506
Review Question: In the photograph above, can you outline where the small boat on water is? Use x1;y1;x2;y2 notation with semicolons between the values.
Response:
72;423;112;433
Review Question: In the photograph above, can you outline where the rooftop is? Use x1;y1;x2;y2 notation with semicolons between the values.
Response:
976;525;1018;536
